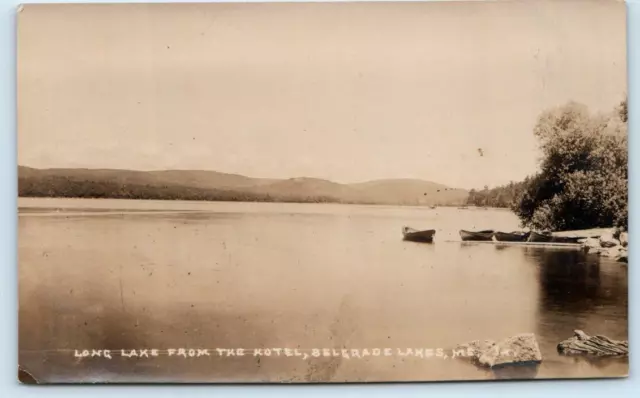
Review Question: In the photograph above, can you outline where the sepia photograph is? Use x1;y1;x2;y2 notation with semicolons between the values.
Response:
17;1;628;383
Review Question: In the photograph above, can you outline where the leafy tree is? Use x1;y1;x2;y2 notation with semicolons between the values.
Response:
512;99;627;231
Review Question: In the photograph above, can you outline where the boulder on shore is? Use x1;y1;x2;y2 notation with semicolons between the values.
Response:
616;249;628;263
580;231;628;263
619;232;628;247
582;237;601;249
599;231;620;248
557;330;628;356
588;247;603;255
581;237;601;254
456;333;542;368
601;246;623;258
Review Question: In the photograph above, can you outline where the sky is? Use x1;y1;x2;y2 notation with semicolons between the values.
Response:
17;1;627;189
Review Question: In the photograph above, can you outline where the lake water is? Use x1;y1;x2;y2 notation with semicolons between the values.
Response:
18;198;628;383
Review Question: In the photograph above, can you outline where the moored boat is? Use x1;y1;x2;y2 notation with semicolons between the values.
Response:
459;230;494;241
402;227;436;243
527;231;553;242
494;231;530;242
550;235;583;244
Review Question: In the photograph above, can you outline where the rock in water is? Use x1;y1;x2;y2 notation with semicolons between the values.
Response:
599;231;620;248
601;246;623;258
456;333;542;368
580;238;601;249
557;330;628;356
588;247;603;255
616;248;628;263
619;232;628;247
478;333;542;367
455;339;497;361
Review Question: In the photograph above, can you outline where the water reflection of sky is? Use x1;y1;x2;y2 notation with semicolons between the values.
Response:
18;199;628;382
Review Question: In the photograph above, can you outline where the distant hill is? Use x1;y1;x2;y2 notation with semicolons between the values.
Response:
17;167;276;190
17;166;468;206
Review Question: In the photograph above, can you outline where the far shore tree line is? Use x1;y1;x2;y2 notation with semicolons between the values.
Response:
466;97;628;231
466;182;527;209
17;176;343;204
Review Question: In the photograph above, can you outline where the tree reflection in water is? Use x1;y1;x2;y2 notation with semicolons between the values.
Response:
526;247;628;377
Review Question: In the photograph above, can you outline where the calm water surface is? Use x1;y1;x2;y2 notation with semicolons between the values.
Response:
18;198;628;382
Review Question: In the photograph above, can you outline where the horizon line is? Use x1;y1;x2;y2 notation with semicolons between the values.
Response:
16;164;512;191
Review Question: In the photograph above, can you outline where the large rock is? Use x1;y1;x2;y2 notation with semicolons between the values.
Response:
619;232;628;247
582;237;600;248
479;333;542;367
599;232;620;248
616;248;628;263
601;246;623;258
588;247;603;255
455;339;496;360
612;228;622;240
558;330;628;356
581;237;601;253
456;333;542;368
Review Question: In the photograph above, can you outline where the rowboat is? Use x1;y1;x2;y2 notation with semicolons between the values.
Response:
527;231;553;242
550;235;583;244
494;231;530;242
459;230;494;241
402;227;436;243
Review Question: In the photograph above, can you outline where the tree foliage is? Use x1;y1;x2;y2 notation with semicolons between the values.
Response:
18;176;339;204
466;181;527;208
512;99;628;231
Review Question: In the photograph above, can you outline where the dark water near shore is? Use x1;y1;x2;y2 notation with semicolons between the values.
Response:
18;198;628;383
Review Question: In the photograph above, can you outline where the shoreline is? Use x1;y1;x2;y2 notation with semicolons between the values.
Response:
17;196;472;209
17;196;514;210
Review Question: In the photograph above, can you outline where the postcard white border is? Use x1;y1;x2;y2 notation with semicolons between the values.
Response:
1;0;637;395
